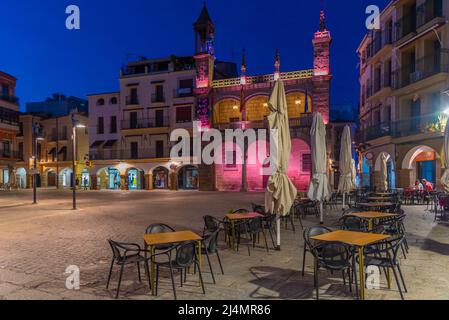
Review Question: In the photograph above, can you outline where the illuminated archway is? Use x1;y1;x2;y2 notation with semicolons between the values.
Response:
152;166;169;189
286;92;312;118
213;98;241;124
97;167;121;190
59;168;73;188
126;167;144;190
178;165;199;190
245;96;269;122
15;167;27;189
402;145;441;186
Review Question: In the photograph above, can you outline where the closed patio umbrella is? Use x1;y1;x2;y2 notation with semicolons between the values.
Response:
338;126;354;208
265;80;298;249
351;159;357;189
441;122;449;192
308;112;330;224
379;153;388;192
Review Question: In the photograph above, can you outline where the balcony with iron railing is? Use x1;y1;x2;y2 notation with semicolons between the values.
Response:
394;13;416;42
151;93;165;103
393;50;449;89
126;96;139;105
121;117;170;130
0;150;20;159
0;95;19;106
417;0;444;29
215;113;314;131
0;106;19;126
174;88;194;98
89;148;168;160
46;132;69;142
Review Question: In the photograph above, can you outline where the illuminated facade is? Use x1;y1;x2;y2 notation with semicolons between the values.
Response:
357;0;449;190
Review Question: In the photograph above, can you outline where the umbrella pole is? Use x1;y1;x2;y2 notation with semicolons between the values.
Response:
276;215;281;251
342;193;346;210
320;202;324;224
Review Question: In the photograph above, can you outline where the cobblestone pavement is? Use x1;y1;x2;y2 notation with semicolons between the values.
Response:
0;189;448;300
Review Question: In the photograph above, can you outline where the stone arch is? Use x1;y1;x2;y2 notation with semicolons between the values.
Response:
286;91;312;118
401;145;441;187
96;166;121;190
245;95;269;122
125;167;145;190
402;145;441;170
15;167;28;189
213;98;241;124
374;152;396;189
59;167;73;188
152;166;169;189
374;152;393;171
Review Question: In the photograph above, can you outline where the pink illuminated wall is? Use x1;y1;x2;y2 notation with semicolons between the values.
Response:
215;139;311;192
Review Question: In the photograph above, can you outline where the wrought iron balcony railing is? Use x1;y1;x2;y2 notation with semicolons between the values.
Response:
0;95;19;105
121;117;169;130
151;94;165;103
89;149;168;160
417;0;444;28
126;96;139;105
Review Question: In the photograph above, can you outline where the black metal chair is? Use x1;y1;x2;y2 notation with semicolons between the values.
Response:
262;213;277;249
251;203;266;215
339;215;367;232
246;217;269;255
302;226;332;277
154;241;205;300
106;240;151;299
362;236;407;300
311;241;356;300
145;223;175;251
201;230;224;284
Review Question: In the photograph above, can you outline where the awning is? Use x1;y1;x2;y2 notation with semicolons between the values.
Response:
90;141;104;148
103;140;117;148
48;148;56;155
58;146;67;154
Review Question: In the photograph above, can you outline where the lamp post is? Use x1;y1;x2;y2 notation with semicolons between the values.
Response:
71;112;86;210
32;122;44;204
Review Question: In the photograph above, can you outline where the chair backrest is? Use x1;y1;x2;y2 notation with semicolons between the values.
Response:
108;240;124;262
304;226;332;249
252;204;266;215
203;230;220;254
175;241;197;267
145;223;175;234
313;242;351;269
247;217;263;233
341;216;366;232
233;209;249;214
203;215;219;232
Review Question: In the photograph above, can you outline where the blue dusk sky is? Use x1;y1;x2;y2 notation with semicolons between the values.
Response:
0;0;389;112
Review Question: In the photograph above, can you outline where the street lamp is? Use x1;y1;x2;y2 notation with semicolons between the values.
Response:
71;113;86;210
32;122;44;204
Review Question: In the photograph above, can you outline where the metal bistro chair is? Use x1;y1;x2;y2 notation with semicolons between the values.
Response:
106;240;151;299
339;215;368;232
145;223;176;251
203;215;226;240
361;236;407;300
154;241;205;300
311;242;357;300
246;216;270;255
302;226;333;277
200;230;224;284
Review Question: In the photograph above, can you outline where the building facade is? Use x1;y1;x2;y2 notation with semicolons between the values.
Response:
357;0;448;190
86;5;332;192
0;71;20;187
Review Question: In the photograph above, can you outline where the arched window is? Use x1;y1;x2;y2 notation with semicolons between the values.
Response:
110;97;118;105
97;98;105;106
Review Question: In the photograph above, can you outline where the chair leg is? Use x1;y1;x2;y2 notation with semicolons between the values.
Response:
352;255;359;300
196;261;206;294
397;264;407;293
314;261;319;300
391;266;404;300
106;259;114;289
302;247;307;277
216;251;224;275
144;260;151;289
137;262;142;282
262;230;269;253
180;268;183;287
116;265;124;299
268;228;276;249
205;251;216;284
169;266;177;300
156;265;159;296
342;270;346;286
290;215;296;233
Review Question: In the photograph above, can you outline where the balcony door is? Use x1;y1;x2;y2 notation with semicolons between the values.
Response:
130;142;138;159
130;112;138;129
155;110;164;127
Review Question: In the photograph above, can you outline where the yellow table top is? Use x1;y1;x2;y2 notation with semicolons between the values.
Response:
348;211;397;219
144;231;202;246
225;212;264;220
311;230;390;247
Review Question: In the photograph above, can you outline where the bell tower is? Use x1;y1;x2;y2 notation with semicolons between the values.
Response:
312;9;332;124
194;3;215;56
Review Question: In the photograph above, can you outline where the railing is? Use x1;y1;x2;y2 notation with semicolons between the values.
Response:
89;149;168;160
394;13;416;42
215;113;314;131
126;96;139;105
212;69;314;88
357;114;447;142
0;95;19;105
174;88;194;98
417;0;444;28
393;50;449;89
151;94;165;103
0;150;20;159
0;106;19;126
121;117;170;130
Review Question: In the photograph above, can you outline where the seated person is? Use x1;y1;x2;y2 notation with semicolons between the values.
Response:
422;179;434;192
414;180;424;191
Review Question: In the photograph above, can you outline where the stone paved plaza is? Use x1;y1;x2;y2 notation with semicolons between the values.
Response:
0;189;448;300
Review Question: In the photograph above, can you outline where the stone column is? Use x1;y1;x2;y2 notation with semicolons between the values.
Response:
147;173;153;190
26;174;33;189
120;175;126;190
170;171;178;191
90;174;97;190
396;169;412;189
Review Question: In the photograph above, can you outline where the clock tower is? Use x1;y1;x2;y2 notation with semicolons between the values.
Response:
312;10;332;124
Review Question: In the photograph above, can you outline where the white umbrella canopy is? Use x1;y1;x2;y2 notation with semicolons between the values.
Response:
265;80;298;248
441;122;449;192
308;112;330;223
337;126;354;208
351;159;357;189
379;153;389;192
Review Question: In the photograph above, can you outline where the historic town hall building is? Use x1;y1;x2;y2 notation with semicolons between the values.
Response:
83;4;332;192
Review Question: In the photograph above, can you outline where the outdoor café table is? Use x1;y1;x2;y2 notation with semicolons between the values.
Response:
373;192;393;197
225;212;264;251
347;211;397;231
366;197;393;202
144;230;202;296
311;230;390;300
357;202;393;211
